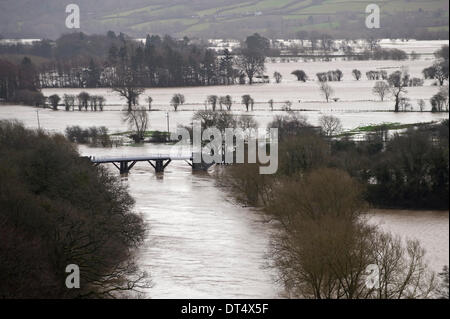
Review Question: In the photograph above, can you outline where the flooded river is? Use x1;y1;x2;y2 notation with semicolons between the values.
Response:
74;143;449;299
78;144;283;298
0;53;448;298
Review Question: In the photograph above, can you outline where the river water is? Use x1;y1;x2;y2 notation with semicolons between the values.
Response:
78;144;283;298
75;143;449;299
1;51;449;298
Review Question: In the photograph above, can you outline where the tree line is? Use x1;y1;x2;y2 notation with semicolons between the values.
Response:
0;32;271;90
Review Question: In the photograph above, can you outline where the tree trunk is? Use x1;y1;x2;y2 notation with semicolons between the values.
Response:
394;95;400;112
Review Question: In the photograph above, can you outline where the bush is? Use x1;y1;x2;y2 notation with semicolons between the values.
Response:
65;125;112;147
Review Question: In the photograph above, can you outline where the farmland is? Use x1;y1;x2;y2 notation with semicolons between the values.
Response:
0;0;448;39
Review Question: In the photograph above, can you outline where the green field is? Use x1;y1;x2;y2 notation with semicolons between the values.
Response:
1;0;448;39
96;0;448;38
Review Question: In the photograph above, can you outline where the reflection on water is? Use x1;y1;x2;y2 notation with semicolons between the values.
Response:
77;144;449;298
368;210;449;273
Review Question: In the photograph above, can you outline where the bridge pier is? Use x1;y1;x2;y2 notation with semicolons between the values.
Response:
120;161;129;174
111;161;137;175
148;159;172;173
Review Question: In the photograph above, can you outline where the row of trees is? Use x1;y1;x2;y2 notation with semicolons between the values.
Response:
65;126;112;147
46;93;106;111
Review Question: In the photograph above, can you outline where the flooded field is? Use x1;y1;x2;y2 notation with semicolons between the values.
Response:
1;48;449;298
0;54;446;135
39;58;443;112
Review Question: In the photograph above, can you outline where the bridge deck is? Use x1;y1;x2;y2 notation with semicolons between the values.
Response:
89;154;193;164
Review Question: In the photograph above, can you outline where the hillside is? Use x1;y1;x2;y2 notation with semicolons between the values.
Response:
0;0;448;39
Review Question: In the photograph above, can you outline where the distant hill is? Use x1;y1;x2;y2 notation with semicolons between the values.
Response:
0;0;448;39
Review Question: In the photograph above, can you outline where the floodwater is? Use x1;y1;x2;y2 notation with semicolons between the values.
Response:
78;144;283;299
0;54;445;135
1;49;449;298
368;210;449;275
77;143;449;298
77;144;449;298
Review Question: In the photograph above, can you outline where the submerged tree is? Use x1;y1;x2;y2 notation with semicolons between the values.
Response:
291;70;308;82
221;95;233;111
207;95;219;111
352;69;362;81
319;82;334;102
242;94;253;112
112;69;144;111
372;81;390;101
63;94;76;111
388;70;409;112
123;106;149;143
268;99;274;111
147;96;153;111
77;91;90;111
48;94;60;110
171;93;185;111
274;71;283;84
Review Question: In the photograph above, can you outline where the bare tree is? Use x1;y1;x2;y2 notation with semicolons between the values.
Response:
77;92;90;111
282;101;292;111
237;115;258;131
207;95;219;111
147;96;153;111
372;81;390;101
193;110;236;133
222;95;233;111
112;69;144;112
171;93;185;111
352;69;362;81
242;94;252;111
274;71;283;84
63;94;75;111
418;99;426;112
268;99;274;111
123;106;148;143
319;82;334;102
319;114;343;137
98;96;106;111
48;94;60;110
270;168;437;299
236;49;266;85
388;71;409;112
